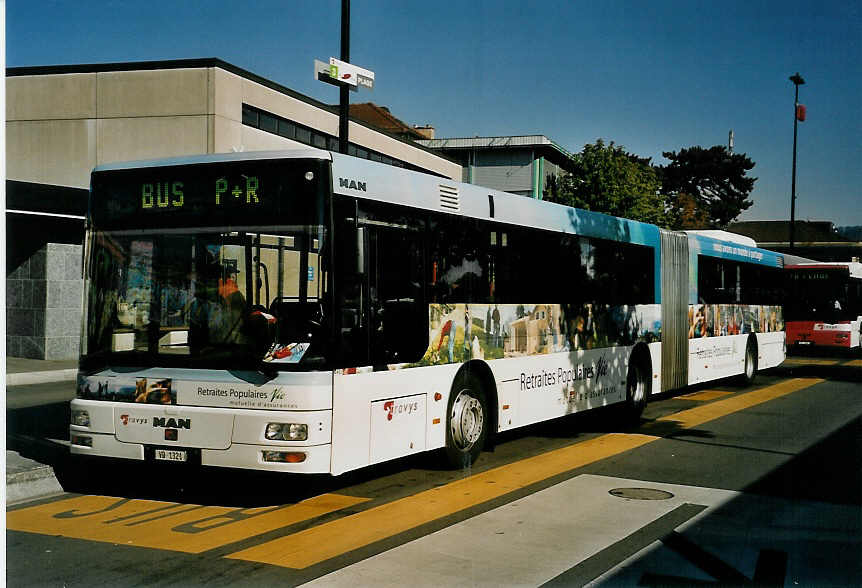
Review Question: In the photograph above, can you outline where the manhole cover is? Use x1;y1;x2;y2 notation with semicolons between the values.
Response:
609;487;674;500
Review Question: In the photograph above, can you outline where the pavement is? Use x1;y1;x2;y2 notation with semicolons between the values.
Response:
6;357;78;505
6;357;78;386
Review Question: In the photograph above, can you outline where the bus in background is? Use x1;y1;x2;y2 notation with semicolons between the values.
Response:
785;262;862;353
70;149;786;475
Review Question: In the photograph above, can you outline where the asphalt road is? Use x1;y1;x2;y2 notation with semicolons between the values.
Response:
5;357;861;587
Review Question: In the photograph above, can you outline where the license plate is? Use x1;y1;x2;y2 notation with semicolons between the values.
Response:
154;449;187;462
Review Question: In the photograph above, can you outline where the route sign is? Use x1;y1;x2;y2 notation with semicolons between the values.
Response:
314;58;374;91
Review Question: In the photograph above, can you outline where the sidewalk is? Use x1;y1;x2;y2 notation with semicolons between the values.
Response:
6;357;76;505
6;357;78;386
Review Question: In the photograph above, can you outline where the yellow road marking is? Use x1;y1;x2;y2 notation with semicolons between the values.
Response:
784;358;840;366
649;378;823;430
227;377;822;569
6;493;368;553
843;358;862;367
678;390;734;402
226;434;656;569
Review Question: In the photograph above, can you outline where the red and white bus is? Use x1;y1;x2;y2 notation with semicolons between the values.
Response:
70;149;786;474
785;262;862;352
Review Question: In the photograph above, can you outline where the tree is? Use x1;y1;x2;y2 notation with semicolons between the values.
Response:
547;140;664;225
666;191;710;230
660;146;756;229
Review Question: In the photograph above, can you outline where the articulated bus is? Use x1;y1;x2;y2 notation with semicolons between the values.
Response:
71;149;786;473
785;262;862;353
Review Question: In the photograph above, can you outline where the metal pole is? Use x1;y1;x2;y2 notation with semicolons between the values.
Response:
790;83;799;250
339;0;350;155
789;72;804;251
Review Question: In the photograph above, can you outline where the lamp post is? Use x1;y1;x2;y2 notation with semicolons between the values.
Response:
789;72;805;250
339;0;350;154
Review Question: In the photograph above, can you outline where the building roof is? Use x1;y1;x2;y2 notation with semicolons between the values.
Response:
348;103;427;141
419;134;573;155
416;135;575;170
727;220;850;244
727;220;862;262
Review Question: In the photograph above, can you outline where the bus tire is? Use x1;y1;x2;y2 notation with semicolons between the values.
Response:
738;337;758;386
624;353;649;424
443;373;488;469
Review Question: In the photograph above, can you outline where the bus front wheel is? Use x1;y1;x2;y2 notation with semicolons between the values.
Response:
443;374;488;469
623;356;649;424
738;337;758;386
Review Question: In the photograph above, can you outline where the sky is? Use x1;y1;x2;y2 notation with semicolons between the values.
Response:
6;0;862;226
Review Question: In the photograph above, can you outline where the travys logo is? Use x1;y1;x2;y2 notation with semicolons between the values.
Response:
383;400;419;421
119;414;148;426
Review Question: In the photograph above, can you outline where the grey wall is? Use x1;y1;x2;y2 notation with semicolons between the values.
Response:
7;243;83;360
470;149;535;195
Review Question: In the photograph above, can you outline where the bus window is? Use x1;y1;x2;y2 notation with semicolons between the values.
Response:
429;215;488;304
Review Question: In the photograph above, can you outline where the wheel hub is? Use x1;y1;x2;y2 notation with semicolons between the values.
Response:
629;366;645;403
451;391;484;450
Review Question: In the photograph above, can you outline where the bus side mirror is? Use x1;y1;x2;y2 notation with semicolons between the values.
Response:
356;226;366;275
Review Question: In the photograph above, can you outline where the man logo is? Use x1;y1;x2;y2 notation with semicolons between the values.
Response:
338;178;367;192
153;417;191;429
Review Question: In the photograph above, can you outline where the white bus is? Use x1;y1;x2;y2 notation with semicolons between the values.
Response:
70;149;786;473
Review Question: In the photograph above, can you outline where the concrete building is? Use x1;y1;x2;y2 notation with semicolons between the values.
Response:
5;58;460;359
416;135;576;198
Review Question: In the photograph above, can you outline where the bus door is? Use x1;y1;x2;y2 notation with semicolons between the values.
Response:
334;198;427;368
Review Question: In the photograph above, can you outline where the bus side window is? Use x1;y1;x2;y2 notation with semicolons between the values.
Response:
429;215;489;304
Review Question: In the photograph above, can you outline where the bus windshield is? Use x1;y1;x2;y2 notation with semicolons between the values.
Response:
785;268;857;323
82;158;331;370
83;226;328;370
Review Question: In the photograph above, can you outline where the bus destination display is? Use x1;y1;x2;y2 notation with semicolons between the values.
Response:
91;159;326;229
139;176;261;210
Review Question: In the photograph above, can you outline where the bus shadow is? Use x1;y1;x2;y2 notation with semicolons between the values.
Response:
49;453;444;508
775;361;861;383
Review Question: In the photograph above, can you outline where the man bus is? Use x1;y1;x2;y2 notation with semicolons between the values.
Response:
71;149;786;474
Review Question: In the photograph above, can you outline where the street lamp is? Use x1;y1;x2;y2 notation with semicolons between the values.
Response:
339;0;350;154
789;72;805;250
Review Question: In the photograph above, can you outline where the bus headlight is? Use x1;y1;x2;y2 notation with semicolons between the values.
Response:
265;423;308;441
71;409;90;427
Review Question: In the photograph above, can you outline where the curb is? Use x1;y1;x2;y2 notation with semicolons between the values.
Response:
7;369;78;386
6;463;64;505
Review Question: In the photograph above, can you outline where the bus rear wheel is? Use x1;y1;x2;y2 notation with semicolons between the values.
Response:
443;374;488;469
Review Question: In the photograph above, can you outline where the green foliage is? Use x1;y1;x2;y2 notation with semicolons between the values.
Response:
546;140;665;225
659;146;756;229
